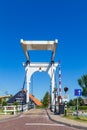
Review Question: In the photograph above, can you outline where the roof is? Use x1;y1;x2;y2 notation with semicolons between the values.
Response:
29;94;42;106
0;95;10;99
7;90;42;106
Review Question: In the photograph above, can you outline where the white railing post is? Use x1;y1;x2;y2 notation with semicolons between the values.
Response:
4;106;7;115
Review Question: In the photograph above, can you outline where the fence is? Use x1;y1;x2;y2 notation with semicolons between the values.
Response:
4;106;16;115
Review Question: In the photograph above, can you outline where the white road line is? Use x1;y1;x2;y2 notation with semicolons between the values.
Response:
25;123;64;126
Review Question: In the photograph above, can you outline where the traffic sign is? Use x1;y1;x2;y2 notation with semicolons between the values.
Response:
63;95;69;102
74;89;82;96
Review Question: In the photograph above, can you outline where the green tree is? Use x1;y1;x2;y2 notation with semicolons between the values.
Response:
69;97;84;106
78;75;87;97
0;99;2;105
78;97;84;106
42;92;50;108
69;99;74;106
13;101;18;106
69;99;76;106
2;100;8;106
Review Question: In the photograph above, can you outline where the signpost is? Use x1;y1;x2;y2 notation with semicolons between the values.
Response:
74;89;82;96
63;94;69;102
63;94;69;116
74;89;82;117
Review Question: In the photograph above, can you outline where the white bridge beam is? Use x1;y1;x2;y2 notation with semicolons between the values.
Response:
20;39;58;62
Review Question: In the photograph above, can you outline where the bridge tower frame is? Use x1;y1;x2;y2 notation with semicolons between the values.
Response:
20;39;58;111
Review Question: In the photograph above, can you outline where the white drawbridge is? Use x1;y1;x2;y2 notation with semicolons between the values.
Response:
20;39;59;111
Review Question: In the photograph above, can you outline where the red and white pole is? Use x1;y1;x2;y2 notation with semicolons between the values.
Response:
58;61;62;105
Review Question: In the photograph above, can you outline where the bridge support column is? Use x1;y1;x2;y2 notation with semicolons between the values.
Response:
48;63;58;112
51;64;56;112
25;65;31;109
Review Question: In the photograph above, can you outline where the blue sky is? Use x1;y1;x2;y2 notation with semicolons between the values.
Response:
0;0;87;100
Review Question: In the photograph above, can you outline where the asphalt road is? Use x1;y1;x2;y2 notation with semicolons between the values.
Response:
0;109;83;130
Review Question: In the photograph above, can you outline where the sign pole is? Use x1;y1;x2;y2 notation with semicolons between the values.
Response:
77;96;78;117
74;89;82;117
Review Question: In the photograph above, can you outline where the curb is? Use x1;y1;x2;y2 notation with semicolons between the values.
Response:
46;109;87;130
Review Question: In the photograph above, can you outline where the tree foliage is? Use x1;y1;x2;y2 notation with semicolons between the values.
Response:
69;97;84;106
2;100;8;106
78;75;87;97
0;98;8;106
42;92;50;108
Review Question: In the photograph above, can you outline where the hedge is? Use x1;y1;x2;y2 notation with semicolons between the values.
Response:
78;106;87;110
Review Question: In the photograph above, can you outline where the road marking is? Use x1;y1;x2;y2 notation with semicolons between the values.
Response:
25;123;64;126
20;115;48;118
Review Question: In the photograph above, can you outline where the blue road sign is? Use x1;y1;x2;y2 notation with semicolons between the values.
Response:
74;89;82;96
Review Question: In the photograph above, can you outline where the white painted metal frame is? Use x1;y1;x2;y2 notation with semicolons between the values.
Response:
24;62;58;110
20;39;58;111
20;39;58;62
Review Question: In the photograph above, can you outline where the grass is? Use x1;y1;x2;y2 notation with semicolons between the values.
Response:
65;106;87;122
65;115;87;122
